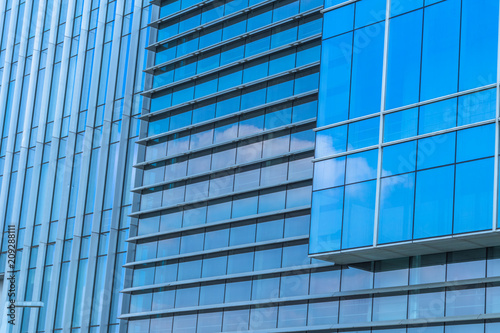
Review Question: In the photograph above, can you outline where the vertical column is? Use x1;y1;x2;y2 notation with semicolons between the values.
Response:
373;0;391;246
493;0;500;231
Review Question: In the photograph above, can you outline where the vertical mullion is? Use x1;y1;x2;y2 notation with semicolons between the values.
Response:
373;0;391;247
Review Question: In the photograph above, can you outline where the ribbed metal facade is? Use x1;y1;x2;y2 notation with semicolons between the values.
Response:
0;0;150;331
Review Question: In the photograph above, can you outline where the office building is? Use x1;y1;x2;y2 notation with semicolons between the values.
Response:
124;0;500;332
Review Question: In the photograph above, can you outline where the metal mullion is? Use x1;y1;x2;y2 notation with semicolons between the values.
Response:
114;1;154;331
66;0;110;328
43;0;93;330
373;0;391;248
25;0;64;330
0;0;41;331
27;0;78;330
493;1;500;232
80;0;126;330
60;0;105;330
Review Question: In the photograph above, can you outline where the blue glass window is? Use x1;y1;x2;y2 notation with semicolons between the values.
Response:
456;124;495;163
347;117;379;150
454;158;494;234
379;173;415;244
355;0;386;29
318;33;352;126
390;0;423;16
383;108;418;142
385;10;422;109
323;5;354;39
418;98;457;135
310;187;343;253
458;89;496;126
416;132;456;170
459;0;498;91
315;125;347;158
313;157;345;190
414;166;454;239
345;149;378;184
382;141;416;177
420;0;460;101
252;276;280;300
349;22;384;118
342;180;376;249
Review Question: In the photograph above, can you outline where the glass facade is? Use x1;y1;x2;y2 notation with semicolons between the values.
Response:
0;0;150;332
0;0;499;332
311;0;500;261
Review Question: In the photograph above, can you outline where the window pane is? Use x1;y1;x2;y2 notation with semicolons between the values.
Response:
408;290;445;319
456;124;495;163
382;141;416;177
345;149;378;184
458;89;496;126
347;117;379;151
454;158;494;234
318;33;352;126
414;166;454;239
384;108;418;142
416;132;456;170
459;0;498;91
277;303;307;328
379;173;415;244
308;301;339;325
373;294;408;321
342;180;376;249
313;157;345;190
445;287;485;317
310;187;343;253
349;22;384;118
418;98;457;135
385;10;422;109
420;0;460;100
315;125;347;158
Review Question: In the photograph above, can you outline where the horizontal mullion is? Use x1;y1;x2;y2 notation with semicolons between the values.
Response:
150;0;275;40
118;275;500;318
122;262;332;292
137;89;317;137
313;84;497;134
141;61;320;119
130;178;312;217
144;33;320;76
312;119;496;163
142;59;319;98
134;118;315;169
124;235;308;267
126;205;311;242
146;5;322;51
150;0;215;21
134;148;313;191
146;33;320;90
